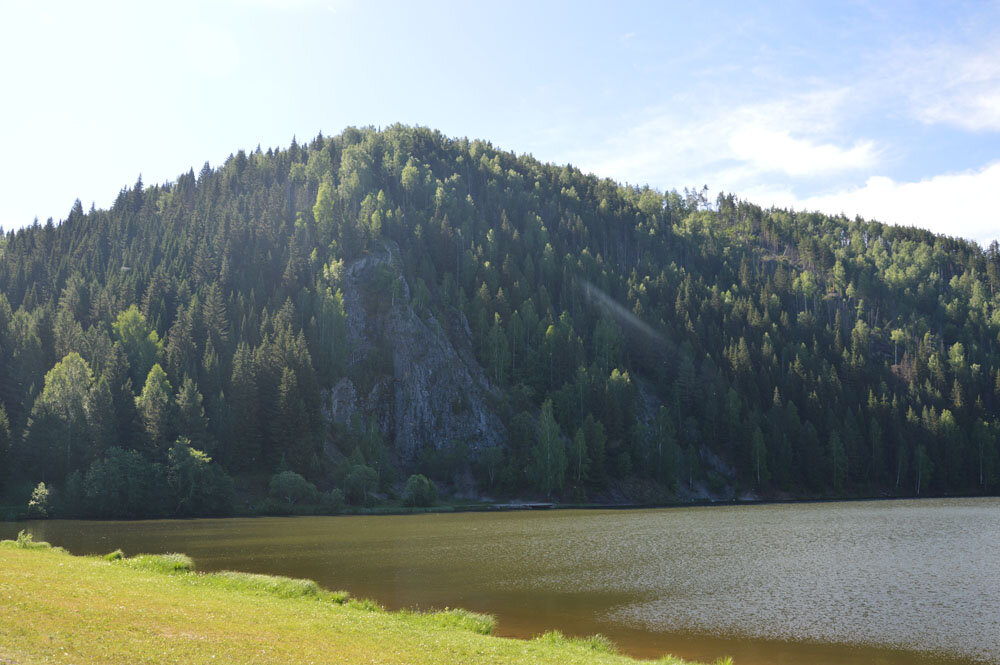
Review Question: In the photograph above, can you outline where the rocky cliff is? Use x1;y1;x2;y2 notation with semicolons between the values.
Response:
325;243;506;464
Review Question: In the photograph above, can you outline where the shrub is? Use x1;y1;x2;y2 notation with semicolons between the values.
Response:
27;482;50;518
344;465;378;505
0;530;65;553
268;471;319;505
60;470;85;517
167;437;235;516
82;448;170;518
402;474;438;507
322;488;345;511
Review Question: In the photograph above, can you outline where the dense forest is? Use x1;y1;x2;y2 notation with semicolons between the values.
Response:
1;125;998;518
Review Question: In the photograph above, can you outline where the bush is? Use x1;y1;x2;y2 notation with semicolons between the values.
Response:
82;448;170;518
402;474;438;507
60;470;85;517
27;482;50;518
0;530;66;553
322;488;345;511
268;471;319;505
167;438;235;516
344;465;378;505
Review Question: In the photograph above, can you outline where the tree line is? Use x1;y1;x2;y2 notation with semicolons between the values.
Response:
1;125;998;517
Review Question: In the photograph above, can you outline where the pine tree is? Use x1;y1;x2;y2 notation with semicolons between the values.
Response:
529;400;566;497
175;376;210;452
202;282;230;355
0;404;11;492
276;367;313;473
228;343;261;470
135;364;173;458
84;376;116;462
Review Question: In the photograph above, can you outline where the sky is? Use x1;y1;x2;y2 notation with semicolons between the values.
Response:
2;0;999;244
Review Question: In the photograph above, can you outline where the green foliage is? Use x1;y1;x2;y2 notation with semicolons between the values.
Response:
81;447;170;518
174;377;210;452
0;530;64;553
112;305;163;390
322;488;346;511
0;404;10;492
135;364;173;456
1;125;999;509
345;464;378;506
24;352;93;479
268;470;319;505
167;437;234;516
27;481;50;518
402;473;438;507
529;400;566;497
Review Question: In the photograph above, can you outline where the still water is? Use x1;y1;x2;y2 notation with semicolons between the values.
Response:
5;498;999;665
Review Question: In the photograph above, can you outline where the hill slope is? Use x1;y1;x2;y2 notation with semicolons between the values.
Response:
1;125;999;515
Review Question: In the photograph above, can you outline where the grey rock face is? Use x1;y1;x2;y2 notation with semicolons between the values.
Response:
324;243;506;464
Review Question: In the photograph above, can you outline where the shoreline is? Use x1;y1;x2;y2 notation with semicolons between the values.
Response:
5;491;996;523
0;532;723;665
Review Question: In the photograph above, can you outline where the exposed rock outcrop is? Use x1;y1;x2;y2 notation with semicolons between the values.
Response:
325;243;506;464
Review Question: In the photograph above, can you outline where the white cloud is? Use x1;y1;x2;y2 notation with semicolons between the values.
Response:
569;88;879;190
885;41;1000;132
744;162;1000;246
729;128;877;177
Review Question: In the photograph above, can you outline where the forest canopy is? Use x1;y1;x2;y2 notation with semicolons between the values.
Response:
1;125;998;517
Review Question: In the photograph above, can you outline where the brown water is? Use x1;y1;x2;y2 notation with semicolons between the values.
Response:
4;498;999;665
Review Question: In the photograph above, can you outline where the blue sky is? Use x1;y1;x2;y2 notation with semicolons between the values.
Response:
2;0;999;243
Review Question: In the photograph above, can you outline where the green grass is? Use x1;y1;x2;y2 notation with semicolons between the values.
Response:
120;552;195;574
0;532;732;665
0;529;67;553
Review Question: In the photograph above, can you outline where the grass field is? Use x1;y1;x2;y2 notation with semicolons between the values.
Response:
0;532;729;665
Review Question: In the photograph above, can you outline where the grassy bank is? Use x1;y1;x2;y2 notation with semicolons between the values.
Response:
0;532;728;665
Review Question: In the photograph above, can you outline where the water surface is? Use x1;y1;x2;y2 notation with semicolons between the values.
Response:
5;498;998;664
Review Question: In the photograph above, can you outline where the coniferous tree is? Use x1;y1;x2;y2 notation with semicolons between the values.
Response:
529;400;566;497
135;364;173;458
0;404;11;492
228;342;261;470
276;367;313;473
0;125;998;511
84;376;116;463
175;376;210;452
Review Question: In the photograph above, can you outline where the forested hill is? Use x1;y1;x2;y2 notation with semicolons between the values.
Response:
2;125;999;518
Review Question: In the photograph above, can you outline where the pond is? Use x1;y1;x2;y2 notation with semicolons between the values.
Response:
5;498;998;664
